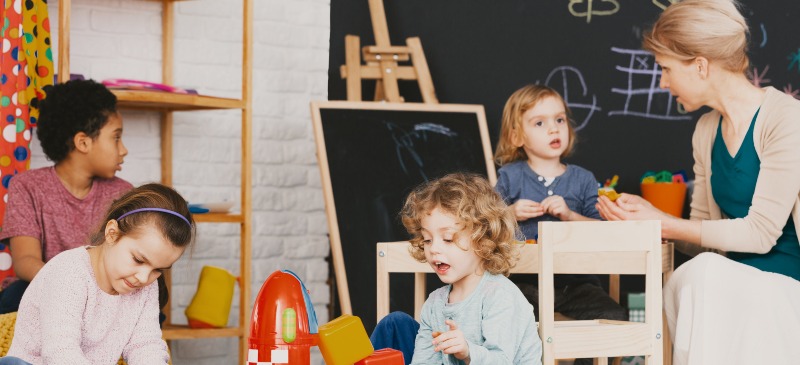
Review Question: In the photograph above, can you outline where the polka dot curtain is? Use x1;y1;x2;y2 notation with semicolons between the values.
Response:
0;0;53;283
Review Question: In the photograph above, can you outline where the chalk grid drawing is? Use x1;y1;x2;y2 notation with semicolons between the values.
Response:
608;47;692;121
544;66;602;131
568;0;619;23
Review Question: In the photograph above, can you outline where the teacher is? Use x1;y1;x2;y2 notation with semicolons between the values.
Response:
596;0;800;364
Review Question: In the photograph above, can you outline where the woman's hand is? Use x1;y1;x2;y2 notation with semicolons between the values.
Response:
596;193;671;221
433;320;470;362
541;195;574;221
510;199;544;221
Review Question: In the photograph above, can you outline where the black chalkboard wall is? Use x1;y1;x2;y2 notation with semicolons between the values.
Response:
326;0;800;328
329;0;799;192
312;102;494;332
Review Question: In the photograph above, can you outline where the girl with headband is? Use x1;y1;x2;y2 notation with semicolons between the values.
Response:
0;183;195;365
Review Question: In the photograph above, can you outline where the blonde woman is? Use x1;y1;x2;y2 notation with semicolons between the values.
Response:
597;0;800;363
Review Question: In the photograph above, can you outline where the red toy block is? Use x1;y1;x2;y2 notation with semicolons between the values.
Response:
355;348;405;365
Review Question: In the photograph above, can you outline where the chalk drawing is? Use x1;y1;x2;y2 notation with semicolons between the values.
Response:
784;84;800;100
385;122;458;181
751;65;771;88
608;47;691;120
652;0;677;10
568;0;619;23
544;66;602;131
788;48;800;73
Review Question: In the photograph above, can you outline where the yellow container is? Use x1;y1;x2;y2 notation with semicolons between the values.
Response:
185;266;238;328
318;314;374;365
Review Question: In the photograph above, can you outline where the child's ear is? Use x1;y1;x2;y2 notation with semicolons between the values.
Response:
511;129;525;148
104;219;121;244
73;132;93;154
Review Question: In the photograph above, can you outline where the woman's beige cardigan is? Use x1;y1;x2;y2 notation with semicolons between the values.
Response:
683;87;800;256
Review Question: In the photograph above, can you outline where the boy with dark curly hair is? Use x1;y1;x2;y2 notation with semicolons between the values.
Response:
0;80;133;313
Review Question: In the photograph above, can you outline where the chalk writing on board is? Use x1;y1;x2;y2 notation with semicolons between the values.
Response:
385;121;457;181
784;85;800;99
568;0;620;24
652;0;677;11
788;48;800;73
608;47;692;121
751;66;771;87
544;66;602;131
759;23;767;48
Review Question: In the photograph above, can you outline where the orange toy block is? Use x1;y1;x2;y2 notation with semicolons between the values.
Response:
318;314;374;365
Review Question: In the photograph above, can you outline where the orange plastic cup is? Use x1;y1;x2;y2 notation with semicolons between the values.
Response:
640;183;687;218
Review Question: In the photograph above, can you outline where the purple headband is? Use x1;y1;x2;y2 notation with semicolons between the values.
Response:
117;208;191;226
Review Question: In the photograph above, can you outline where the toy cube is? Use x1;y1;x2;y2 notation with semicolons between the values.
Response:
355;348;405;365
318;314;373;365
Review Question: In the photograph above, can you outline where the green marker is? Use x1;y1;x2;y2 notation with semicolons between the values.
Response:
282;308;297;343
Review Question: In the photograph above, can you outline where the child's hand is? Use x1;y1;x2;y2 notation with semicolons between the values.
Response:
511;199;544;221
541;195;574;221
433;319;470;361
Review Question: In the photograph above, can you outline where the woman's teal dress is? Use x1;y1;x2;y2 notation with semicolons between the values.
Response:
710;110;800;281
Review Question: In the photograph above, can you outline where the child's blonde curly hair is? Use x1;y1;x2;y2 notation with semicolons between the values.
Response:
400;173;519;276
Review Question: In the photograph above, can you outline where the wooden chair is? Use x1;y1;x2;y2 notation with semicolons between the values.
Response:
375;241;661;365
538;220;663;365
376;241;580;321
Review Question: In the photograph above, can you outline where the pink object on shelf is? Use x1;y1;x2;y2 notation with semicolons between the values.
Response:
102;79;197;94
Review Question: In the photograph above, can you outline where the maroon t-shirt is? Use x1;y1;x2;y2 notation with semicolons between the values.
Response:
0;167;132;261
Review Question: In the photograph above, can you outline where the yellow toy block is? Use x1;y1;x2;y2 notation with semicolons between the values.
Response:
318;314;373;365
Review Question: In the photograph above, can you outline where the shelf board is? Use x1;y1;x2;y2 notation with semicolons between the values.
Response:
162;324;243;340
112;90;244;111
193;212;244;223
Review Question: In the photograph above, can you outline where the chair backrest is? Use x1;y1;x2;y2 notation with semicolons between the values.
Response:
375;241;539;322
537;220;663;364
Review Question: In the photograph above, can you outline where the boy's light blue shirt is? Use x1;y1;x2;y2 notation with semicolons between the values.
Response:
410;272;542;365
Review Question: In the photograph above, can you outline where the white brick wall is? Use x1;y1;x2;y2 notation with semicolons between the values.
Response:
36;0;331;364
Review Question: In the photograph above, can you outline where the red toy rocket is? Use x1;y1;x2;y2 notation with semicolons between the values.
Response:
248;270;319;364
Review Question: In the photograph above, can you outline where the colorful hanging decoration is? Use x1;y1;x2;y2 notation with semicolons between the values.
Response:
0;0;54;283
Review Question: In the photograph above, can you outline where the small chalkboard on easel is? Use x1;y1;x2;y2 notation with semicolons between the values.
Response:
311;101;494;330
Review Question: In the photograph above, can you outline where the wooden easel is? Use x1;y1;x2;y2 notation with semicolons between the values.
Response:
340;0;438;104
330;0;438;316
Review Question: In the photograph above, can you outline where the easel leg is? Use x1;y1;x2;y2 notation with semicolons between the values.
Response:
407;37;438;104
345;35;362;101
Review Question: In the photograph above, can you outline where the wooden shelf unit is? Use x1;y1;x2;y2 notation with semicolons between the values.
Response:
56;0;253;363
161;325;244;340
112;90;245;111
